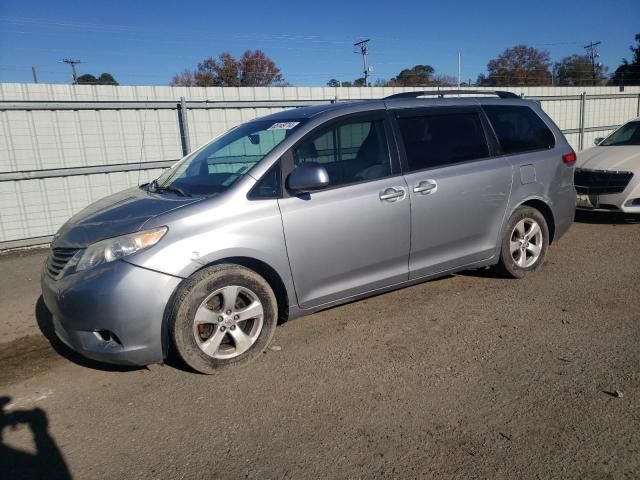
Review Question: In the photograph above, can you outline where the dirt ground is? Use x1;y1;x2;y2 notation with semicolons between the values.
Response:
0;212;638;479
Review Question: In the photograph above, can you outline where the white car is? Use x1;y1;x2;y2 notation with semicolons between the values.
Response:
575;118;640;213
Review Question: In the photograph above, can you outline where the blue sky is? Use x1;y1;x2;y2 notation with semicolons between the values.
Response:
0;0;638;86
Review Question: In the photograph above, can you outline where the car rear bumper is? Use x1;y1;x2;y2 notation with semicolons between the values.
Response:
552;185;577;241
41;259;182;366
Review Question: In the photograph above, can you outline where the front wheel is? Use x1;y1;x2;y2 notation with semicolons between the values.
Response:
495;206;549;279
169;265;278;374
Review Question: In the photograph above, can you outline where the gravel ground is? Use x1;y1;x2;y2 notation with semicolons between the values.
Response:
0;213;638;479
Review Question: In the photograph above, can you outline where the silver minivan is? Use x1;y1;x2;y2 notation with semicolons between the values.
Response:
41;90;577;373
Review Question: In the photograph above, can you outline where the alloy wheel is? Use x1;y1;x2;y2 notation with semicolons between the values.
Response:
509;218;543;268
192;285;264;360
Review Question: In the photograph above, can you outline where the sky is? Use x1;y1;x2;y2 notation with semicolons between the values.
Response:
0;0;638;86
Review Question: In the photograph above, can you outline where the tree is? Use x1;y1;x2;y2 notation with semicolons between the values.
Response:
171;50;284;87
97;73;118;85
609;33;640;87
431;74;457;86
75;73;119;85
326;79;340;87
387;65;435;86
239;50;283;86
75;74;98;84
353;77;367;86
478;45;551;86
553;55;607;86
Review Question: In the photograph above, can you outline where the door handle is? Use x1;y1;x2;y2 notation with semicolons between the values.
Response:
379;187;405;202
413;180;438;195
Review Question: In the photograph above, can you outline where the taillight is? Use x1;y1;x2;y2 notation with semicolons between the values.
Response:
562;150;577;165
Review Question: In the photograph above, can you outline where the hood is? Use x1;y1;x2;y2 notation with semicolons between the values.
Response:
53;186;204;248
577;146;640;172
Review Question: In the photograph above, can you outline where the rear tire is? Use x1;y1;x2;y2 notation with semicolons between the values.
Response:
495;206;549;279
169;264;277;374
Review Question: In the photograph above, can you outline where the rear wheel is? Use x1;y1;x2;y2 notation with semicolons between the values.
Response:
495;206;549;279
170;264;277;374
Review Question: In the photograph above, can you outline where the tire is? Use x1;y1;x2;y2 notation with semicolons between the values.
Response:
169;264;278;374
495;206;549;279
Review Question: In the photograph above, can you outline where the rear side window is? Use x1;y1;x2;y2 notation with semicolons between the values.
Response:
397;111;489;172
483;105;555;154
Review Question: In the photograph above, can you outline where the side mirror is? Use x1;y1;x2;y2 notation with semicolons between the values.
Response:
286;164;329;194
594;137;604;146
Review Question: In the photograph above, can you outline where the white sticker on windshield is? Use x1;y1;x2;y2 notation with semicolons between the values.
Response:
267;122;300;130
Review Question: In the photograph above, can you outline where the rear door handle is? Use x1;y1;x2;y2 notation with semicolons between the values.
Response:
413;180;438;195
379;186;405;202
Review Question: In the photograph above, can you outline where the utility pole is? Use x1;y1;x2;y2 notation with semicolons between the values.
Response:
62;58;81;83
31;66;38;83
583;41;601;86
354;39;370;87
457;50;461;88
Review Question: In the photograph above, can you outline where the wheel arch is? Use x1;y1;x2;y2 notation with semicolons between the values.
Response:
519;198;556;243
161;256;291;360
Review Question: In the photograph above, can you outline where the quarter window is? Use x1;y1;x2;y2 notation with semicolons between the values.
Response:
483;105;555;154
248;162;281;200
397;111;490;172
293;119;391;187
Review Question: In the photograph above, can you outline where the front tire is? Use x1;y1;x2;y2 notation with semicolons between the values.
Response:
169;264;277;374
495;206;549;279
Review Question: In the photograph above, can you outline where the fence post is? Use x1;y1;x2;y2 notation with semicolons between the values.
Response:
177;96;191;156
578;92;586;151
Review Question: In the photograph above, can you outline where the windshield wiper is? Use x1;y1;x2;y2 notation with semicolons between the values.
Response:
147;179;191;197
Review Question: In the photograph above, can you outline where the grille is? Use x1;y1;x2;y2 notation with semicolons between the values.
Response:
574;168;634;195
46;248;79;279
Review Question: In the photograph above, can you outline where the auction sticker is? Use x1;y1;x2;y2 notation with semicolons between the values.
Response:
268;122;300;130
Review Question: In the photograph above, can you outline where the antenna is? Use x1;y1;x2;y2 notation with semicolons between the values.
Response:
583;41;601;86
62;58;81;83
354;39;371;87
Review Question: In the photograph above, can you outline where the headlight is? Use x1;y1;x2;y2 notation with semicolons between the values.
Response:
70;227;168;273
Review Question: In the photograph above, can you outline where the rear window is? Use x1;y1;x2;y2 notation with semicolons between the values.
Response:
483;105;555;154
397;111;489;172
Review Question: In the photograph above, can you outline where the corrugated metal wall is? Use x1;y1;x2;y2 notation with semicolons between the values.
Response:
1;84;639;248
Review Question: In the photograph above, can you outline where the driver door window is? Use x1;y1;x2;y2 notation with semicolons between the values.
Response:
293;119;391;187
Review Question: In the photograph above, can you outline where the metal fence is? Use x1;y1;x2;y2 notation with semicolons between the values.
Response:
1;84;639;249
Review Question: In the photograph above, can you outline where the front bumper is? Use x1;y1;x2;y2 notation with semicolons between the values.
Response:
41;259;182;366
575;171;640;214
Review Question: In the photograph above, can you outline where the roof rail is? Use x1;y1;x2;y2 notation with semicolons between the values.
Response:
384;90;520;100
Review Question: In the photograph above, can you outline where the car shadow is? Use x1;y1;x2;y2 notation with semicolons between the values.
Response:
35;296;142;373
455;267;507;279
574;210;640;225
0;396;72;479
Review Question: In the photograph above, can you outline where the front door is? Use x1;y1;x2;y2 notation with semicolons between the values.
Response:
392;107;513;279
278;113;410;309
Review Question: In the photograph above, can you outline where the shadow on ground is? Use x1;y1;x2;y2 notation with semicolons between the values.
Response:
575;210;640;225
0;396;72;479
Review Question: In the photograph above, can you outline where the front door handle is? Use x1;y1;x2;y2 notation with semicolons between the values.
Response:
379;186;405;202
413;180;438;195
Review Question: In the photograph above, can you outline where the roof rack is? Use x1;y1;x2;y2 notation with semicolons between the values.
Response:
384;90;520;100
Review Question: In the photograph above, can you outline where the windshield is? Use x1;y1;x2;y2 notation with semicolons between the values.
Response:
601;121;640;146
154;119;304;195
